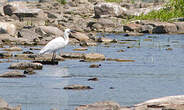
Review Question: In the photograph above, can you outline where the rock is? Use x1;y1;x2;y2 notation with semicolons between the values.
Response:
94;3;126;18
61;52;85;59
170;17;184;22
9;62;43;70
0;52;12;58
152;22;177;34
174;22;184;33
35;54;65;61
64;84;93;90
0;97;8;108
134;95;184;110
124;32;144;36
70;32;89;42
106;58;135;62
24;68;36;75
22;51;34;54
3;46;22;51
17;28;41;41
88;77;98;81
89;64;101;68
123;23;143;32
33;60;59;65
117;50;125;52
0;71;26;78
73;47;88;51
14;54;36;60
30;47;41;50
75;101;120;110
97;37;116;43
0;22;16;36
0;97;21;110
84;53;105;61
35;26;64;36
80;42;97;47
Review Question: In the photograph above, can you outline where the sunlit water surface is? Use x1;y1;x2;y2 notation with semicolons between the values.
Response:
1;34;184;110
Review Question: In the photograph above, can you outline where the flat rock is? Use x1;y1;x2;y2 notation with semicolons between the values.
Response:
33;60;58;65
9;62;43;70
35;26;64;36
0;71;26;78
3;46;22;51
71;32;89;42
124;32;144;36
61;52;85;59
64;84;93;90
75;101;120;110
88;77;98;81
97;37;116;43
84;53;105;61
106;58;135;62
89;64;101;68
73;47;88;51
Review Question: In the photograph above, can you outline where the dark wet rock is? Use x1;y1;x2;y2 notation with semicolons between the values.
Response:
33;60;58;65
109;87;115;89
64;84;93;90
30;47;41;50
9;62;43;70
24;68;36;75
75;101;120;110
88;77;98;81
14;54;36;60
73;47;88;51
22;51;34;54
84;53;105;61
124;32;144;36
0;22;16;36
94;2;126;18
0;71;26;78
3;46;22;51
0;52;12;58
89;64;101;68
61;52;85;59
70;32;89;42
106;58;135;62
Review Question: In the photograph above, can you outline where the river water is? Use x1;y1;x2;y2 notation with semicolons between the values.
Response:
1;34;184;110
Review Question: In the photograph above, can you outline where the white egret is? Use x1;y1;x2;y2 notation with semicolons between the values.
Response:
39;28;73;61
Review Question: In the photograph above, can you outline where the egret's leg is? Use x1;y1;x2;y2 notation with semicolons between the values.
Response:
51;51;56;62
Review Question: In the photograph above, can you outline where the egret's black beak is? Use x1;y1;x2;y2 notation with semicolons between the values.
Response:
71;30;76;33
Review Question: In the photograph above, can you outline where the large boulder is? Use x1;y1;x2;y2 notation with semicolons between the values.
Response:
0;22;16;36
94;3;126;18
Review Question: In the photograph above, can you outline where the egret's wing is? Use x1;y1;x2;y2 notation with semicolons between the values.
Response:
39;37;66;54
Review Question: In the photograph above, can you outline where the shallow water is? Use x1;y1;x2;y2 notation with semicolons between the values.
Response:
1;34;184;110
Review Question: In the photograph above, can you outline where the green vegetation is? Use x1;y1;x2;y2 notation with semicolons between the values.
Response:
134;0;184;21
57;0;66;4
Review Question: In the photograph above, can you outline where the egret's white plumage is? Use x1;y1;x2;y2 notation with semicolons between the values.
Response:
39;28;71;61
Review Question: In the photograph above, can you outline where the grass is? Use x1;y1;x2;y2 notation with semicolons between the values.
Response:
57;0;66;4
132;0;184;22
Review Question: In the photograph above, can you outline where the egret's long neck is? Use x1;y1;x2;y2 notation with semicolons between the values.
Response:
64;32;69;42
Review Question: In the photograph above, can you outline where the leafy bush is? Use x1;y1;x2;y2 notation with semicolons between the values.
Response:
57;0;66;4
134;0;184;21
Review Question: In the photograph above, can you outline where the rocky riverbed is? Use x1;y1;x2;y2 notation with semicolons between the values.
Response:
0;0;184;110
